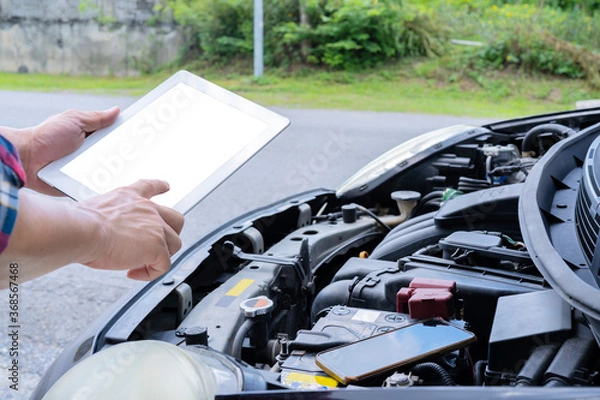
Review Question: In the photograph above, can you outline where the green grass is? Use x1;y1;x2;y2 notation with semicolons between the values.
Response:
14;0;589;119
0;73;168;96
1;59;599;119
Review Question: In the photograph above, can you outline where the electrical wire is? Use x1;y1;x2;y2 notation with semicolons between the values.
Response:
350;203;391;233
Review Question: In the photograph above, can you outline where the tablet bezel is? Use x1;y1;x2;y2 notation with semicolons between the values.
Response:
38;70;290;214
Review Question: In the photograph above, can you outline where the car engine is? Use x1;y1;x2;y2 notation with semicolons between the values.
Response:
38;109;600;399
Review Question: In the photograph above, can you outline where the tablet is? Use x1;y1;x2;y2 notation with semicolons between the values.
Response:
38;70;290;214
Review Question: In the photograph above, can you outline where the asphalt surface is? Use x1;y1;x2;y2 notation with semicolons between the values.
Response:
0;89;495;399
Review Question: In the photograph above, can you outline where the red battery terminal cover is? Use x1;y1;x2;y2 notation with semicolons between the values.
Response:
396;277;456;319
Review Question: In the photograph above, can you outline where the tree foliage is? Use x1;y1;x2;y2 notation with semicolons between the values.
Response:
159;0;444;69
157;0;600;85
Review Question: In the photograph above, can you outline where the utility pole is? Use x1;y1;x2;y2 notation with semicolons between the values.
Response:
254;0;264;77
299;0;310;58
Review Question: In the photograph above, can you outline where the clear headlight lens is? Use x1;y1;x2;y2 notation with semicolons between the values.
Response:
336;125;476;197
43;340;242;400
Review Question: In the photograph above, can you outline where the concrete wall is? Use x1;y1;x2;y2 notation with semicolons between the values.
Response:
0;0;182;76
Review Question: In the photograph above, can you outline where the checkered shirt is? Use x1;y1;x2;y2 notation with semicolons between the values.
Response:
0;135;25;253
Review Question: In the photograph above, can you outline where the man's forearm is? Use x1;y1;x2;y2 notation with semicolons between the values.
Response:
0;191;99;287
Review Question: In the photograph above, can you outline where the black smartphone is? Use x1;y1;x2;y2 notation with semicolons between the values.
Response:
315;319;476;384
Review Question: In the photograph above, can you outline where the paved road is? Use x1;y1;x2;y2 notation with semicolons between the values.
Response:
0;90;495;399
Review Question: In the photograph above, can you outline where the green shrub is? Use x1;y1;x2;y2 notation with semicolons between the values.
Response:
290;0;406;68
417;0;600;15
413;0;600;86
156;0;599;83
415;0;600;49
160;0;299;63
492;0;600;14
160;0;444;70
399;11;445;57
278;0;445;69
470;27;600;87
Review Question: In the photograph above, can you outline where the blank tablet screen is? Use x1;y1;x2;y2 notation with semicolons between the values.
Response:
60;82;269;208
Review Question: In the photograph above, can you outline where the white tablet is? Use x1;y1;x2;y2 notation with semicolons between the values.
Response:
38;70;290;214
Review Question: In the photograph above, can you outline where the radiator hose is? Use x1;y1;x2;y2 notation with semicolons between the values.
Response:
521;123;573;156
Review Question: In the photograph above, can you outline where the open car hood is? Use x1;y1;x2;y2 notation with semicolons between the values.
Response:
34;107;600;399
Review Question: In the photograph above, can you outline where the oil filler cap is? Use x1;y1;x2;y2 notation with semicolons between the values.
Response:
240;296;274;318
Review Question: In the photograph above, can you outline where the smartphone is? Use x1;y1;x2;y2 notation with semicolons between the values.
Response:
315;319;476;384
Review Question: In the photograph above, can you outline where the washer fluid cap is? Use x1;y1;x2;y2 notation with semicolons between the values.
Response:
391;190;421;202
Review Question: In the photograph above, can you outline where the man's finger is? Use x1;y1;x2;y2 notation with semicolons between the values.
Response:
164;225;183;256
156;204;185;234
127;253;171;281
77;107;120;134
127;265;154;281
128;179;170;199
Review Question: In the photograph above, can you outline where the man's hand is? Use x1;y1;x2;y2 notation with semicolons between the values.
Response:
0;109;188;287
18;107;120;195
0;178;184;287
78;179;185;281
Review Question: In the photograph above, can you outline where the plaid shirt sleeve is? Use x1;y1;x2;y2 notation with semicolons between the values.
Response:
0;135;26;254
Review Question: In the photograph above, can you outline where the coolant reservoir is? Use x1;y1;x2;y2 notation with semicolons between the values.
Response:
43;340;243;400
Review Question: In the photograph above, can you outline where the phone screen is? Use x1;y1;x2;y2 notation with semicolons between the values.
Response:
315;320;476;384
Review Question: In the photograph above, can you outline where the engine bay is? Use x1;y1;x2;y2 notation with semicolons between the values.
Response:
38;109;600;398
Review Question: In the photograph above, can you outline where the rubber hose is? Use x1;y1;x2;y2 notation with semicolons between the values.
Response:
410;362;456;386
542;323;596;386
419;191;445;205
474;360;487;386
544;378;568;387
521;123;573;154
231;318;256;360
515;344;559;386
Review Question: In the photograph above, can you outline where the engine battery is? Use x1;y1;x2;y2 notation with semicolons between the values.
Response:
280;306;413;389
280;370;339;390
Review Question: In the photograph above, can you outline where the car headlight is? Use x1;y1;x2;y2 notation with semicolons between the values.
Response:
42;340;255;400
336;125;480;197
